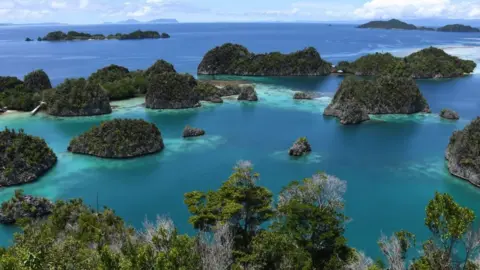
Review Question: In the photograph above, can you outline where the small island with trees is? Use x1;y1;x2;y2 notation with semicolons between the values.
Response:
324;75;431;125
68;119;165;159
0;128;57;187
358;19;479;33
27;30;170;42
197;43;332;76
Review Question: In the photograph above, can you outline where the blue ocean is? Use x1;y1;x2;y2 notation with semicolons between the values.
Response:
0;23;480;259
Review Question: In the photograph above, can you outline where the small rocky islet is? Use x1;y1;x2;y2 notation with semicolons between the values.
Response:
183;126;206;138
68;119;164;159
26;30;170;42
0;189;53;225
0;128;57;187
440;109;460;120
289;137;312;156
445;117;480;187
358;19;479;33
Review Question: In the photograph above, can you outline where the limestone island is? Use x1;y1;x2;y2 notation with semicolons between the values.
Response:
0;128;57;187
336;47;476;79
358;19;434;31
324;75;430;125
0;190;53;225
440;109;460;120
197;43;332;76
45;78;112;116
31;30;170;42
0;70;52;112
437;24;480;32
289;137;312;156
183;126;206;138
195;81;256;103
445;117;480;187
237;86;258;101
146;72;200;109
68;119;164;159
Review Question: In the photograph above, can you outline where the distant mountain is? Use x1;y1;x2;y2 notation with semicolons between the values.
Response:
148;19;178;24
358;19;421;30
116;19;141;24
437;24;480;32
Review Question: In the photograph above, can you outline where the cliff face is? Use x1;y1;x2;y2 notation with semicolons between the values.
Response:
68;119;164;159
0;128;57;187
198;43;332;76
23;70;52;91
46;78;112;117
445;117;480;187
324;76;430;124
0;191;53;224
146;73;200;109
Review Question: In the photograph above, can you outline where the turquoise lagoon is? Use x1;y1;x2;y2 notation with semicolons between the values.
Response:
0;23;479;259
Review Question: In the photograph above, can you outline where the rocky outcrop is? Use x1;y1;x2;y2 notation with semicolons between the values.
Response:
24;70;52;91
324;76;430;124
289;137;312;156
146;73;200;109
440;109;460;120
45;78;112;117
144;60;176;77
0;190;53;224
183;126;206;138
0;128;57;187
445;117;480;187
68;119;164;159
339;103;370;125
198;43;332;76
237;86;258;101
293;92;314;100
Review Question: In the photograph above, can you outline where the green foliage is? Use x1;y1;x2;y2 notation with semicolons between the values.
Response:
0;128;57;186
330;75;429;114
437;24;480;32
145;60;177;77
336;53;401;76
23;69;52;91
447;117;480;173
0;84;42;111
45;78;112;116
68;119;164;158
358;19;418;30
198;43;332;76
0;76;23;92
41;30;167;41
89;64;130;83
146;72;199;109
185;162;274;259
107;30;162;40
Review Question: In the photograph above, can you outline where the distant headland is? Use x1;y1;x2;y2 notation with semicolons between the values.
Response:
358;19;479;32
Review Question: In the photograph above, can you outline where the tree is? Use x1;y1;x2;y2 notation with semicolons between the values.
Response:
184;161;274;259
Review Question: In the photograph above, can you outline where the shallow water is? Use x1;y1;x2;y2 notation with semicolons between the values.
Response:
0;23;480;259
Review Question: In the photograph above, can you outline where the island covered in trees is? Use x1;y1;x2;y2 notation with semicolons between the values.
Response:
0;128;57;187
26;30;170;42
197;43;332;76
358;19;479;32
68;119;164;158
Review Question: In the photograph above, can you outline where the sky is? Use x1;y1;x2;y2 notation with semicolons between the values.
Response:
3;0;480;24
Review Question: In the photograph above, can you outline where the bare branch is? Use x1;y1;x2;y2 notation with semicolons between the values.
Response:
378;233;406;270
344;251;374;270
198;223;234;270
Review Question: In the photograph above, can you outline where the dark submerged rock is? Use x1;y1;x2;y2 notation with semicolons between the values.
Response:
198;43;332;76
289;137;312;157
68;119;164;159
0;128;57;187
445;117;480;187
45;78;112;116
146;73;200;109
440;109;460;120
183;126;206;138
237;86;258;101
293;92;314;100
0;190;53;225
324;76;430;124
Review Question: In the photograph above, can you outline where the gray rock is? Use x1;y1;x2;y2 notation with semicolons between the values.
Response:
440;108;459;120
293;92;314;100
289;137;312;156
0;193;53;225
340;103;370;125
183;126;206;138
237;86;258;101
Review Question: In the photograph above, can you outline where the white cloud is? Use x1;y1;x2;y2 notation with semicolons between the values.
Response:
51;1;67;9
127;5;152;17
79;0;89;9
354;0;480;19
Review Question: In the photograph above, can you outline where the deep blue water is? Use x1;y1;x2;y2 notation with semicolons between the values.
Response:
0;23;480;259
